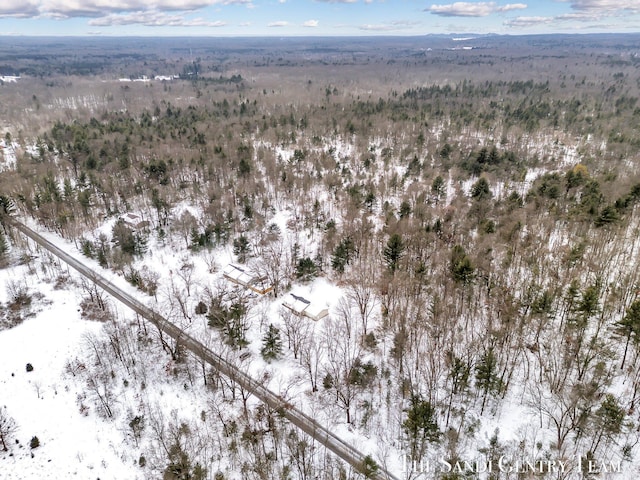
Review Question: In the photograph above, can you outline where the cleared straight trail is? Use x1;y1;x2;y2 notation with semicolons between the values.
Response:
8;217;400;480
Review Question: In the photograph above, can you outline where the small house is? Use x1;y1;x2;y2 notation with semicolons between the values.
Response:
282;293;328;321
283;293;310;316
121;213;150;230
222;264;273;295
302;302;329;321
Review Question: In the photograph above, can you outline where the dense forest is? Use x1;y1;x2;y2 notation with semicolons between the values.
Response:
2;34;640;479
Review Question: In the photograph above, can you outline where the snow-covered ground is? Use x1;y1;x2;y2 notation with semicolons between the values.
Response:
0;264;139;480
0;140;17;172
1;212;384;479
2;116;638;479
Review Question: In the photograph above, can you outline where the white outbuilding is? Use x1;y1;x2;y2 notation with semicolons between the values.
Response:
222;264;273;295
282;293;328;321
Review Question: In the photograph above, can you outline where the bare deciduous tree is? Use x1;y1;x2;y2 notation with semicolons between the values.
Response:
280;306;310;360
322;316;363;424
345;262;377;337
0;407;18;451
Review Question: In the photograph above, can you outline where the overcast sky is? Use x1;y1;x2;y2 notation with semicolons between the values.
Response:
0;1;639;36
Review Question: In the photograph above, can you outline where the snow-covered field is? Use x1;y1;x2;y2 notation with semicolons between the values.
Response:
0;141;17;172
0;264;139;479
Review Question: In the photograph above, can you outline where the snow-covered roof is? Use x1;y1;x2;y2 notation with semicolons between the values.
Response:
222;264;254;286
222;264;273;295
283;294;310;314
282;293;328;320
303;303;329;321
121;213;150;230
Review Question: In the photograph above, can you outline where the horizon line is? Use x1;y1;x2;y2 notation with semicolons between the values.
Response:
1;31;640;39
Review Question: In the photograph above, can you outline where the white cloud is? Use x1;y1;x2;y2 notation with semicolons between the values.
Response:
498;3;527;11
556;12;602;21
303;19;319;27
568;0;640;12
504;1;640;29
88;10;227;26
0;0;39;17
268;20;289;27
504;15;553;27
4;0;252;19
430;2;494;16
429;2;526;17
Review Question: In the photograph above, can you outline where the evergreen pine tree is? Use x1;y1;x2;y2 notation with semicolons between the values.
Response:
359;455;379;479
398;200;411;218
383;233;404;273
450;245;474;284
403;395;440;462
331;237;355;274
471;176;492;200
592;394;625;454
224;302;249;349
431;175;445;198
615;299;640;369
475;348;501;414
232;235;251;263
0;230;8;261
595;204;620;227
261;324;282;362
295;257;318;281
